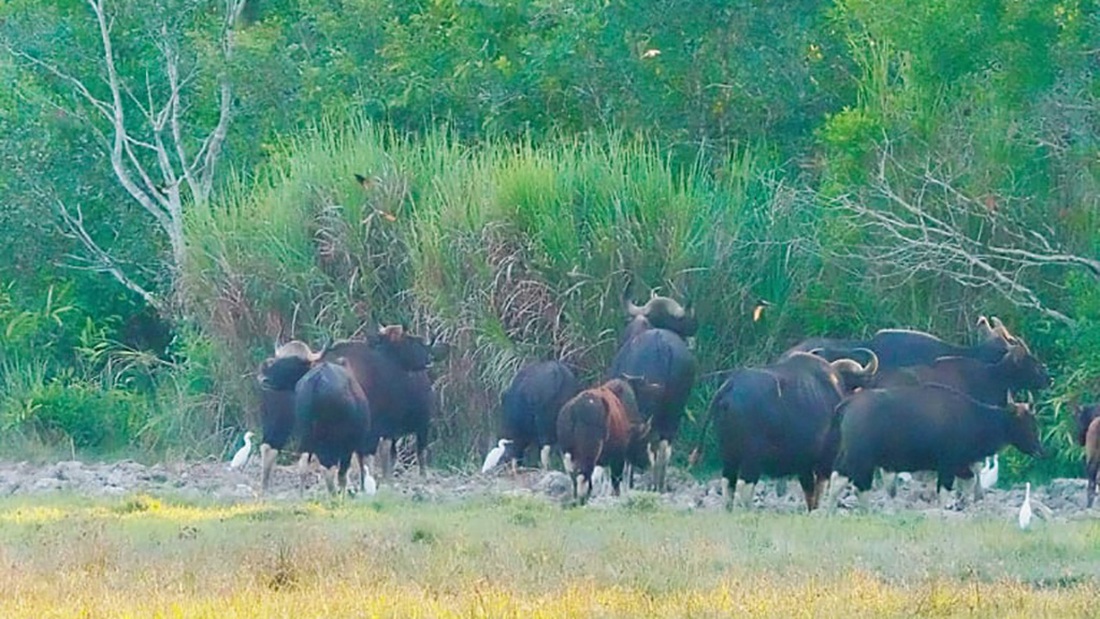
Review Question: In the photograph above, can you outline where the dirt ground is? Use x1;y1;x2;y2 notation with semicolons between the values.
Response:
0;455;1095;523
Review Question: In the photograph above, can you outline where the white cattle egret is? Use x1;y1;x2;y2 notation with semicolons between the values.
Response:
1018;482;1032;530
591;466;612;497
229;431;255;471
481;439;512;473
979;454;999;490
362;463;378;496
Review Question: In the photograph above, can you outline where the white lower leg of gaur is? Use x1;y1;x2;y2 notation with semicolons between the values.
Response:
353;452;366;493
881;470;898;498
721;477;733;509
297;452;312;495
653;439;671;492
735;479;756;509
323;463;339;495
826;472;849;512
380;438;394;479
576;473;590;501
937;483;954;509
645;443;656;490
774;477;788;497
540;445;552;471
858;487;871;511
260;443;278;494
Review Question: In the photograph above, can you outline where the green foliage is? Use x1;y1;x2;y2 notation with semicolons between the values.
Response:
22;377;139;450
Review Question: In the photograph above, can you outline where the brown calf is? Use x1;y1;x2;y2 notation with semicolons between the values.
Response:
556;378;651;503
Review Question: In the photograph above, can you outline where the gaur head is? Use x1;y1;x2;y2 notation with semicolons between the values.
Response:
1074;403;1100;447
997;344;1051;392
622;281;698;338
259;339;324;389
427;331;452;363
368;324;436;371
1007;395;1044;458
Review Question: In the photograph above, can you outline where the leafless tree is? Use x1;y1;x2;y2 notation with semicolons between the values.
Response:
4;0;248;313
828;145;1100;325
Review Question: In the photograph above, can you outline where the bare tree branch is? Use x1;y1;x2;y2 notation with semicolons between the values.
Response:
828;146;1095;325
4;0;247;312
56;201;164;312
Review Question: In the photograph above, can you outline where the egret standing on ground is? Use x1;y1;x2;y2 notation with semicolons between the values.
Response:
979;454;999;490
229;431;255;471
481;439;513;473
1018;482;1033;530
362;463;378;496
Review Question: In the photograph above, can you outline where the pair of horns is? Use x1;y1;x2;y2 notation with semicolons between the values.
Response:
810;347;880;377
976;315;1021;345
273;338;331;362
273;339;321;362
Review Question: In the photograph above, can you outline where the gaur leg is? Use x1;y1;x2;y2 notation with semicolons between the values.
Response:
774;478;788;497
881;469;899;498
811;473;829;511
936;471;958;509
416;429;428;478
610;461;625;497
377;438;394;479
576;469;592;504
562;452;577;499
653;439;672;492
851;471;875;512
260;443;278;493
826;472;849;512
540;445;552;471
798;472;817;512
322;463;339;496
828;469;873;512
336;456;351;496
354;451;366;493
297;452;312;495
1087;460;1099;508
965;462;983;502
721;461;739;511
736;460;762;509
734;479;757;509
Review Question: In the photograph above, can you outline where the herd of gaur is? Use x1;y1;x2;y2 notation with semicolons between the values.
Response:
253;282;1100;512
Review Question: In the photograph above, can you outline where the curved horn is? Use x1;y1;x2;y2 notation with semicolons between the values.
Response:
853;347;879;376
309;338;332;363
625;295;643;317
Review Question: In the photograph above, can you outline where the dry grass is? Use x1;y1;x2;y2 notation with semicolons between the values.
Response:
0;493;1097;618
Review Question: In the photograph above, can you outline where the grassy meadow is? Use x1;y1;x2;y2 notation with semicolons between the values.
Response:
1;492;1098;618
